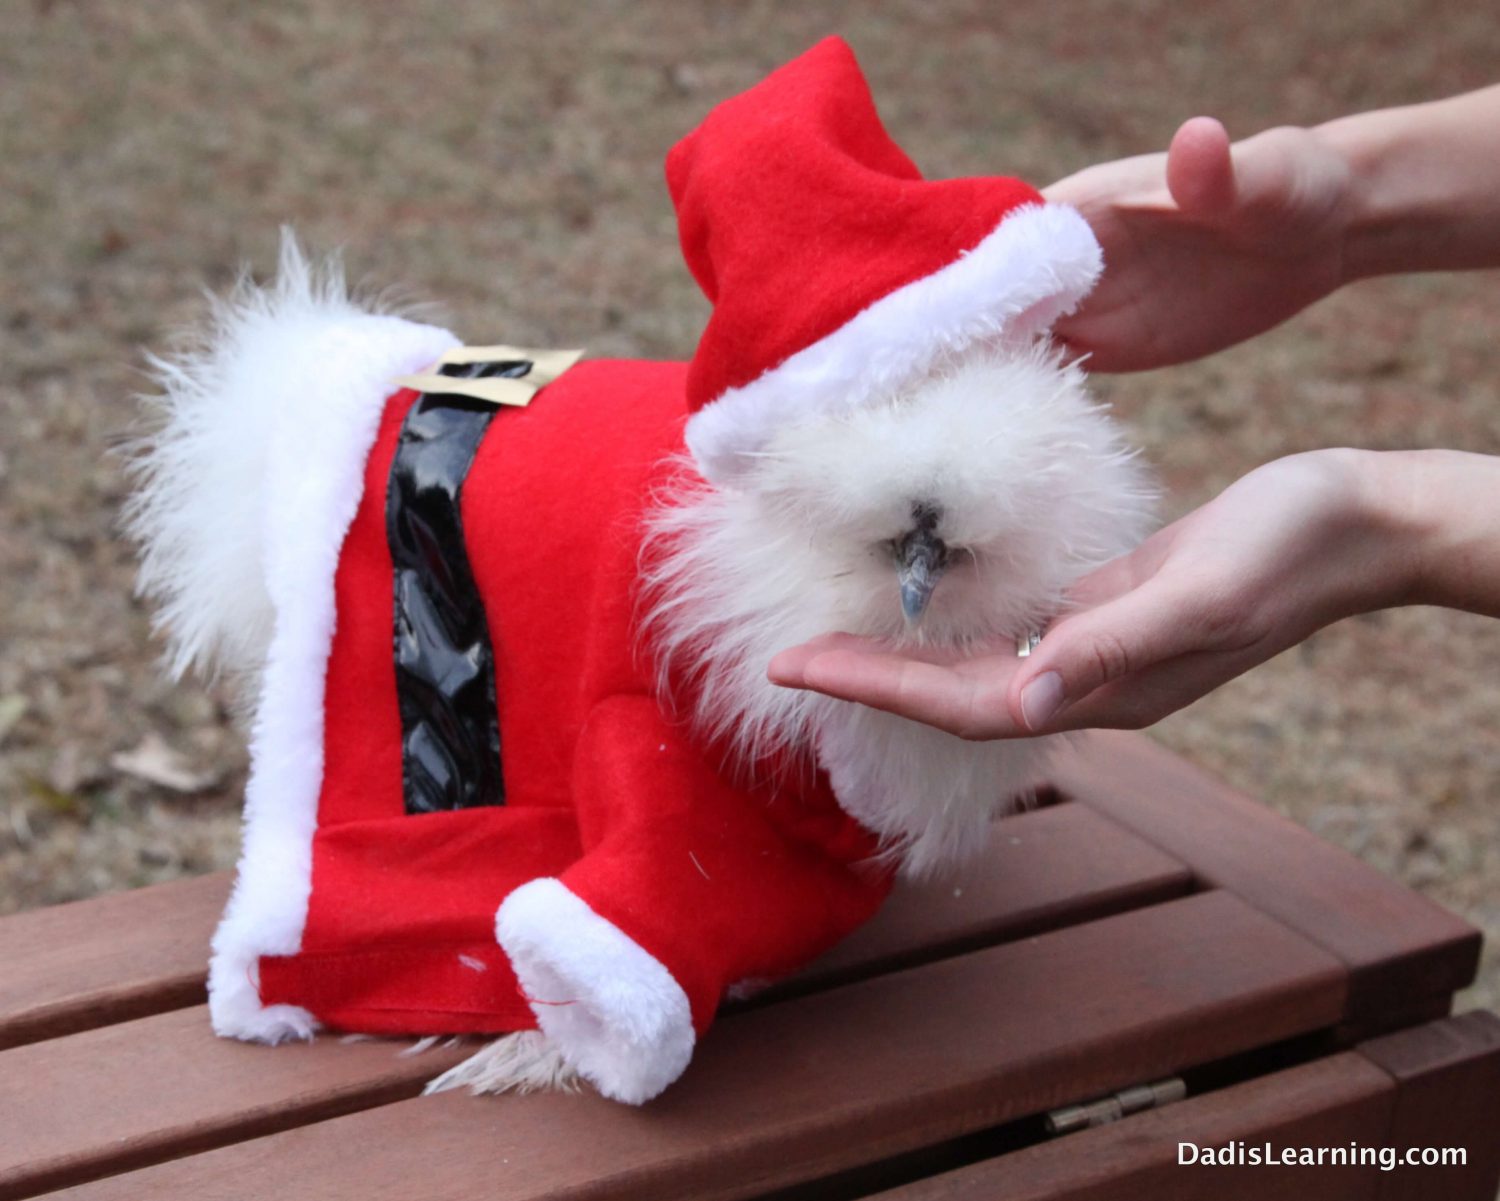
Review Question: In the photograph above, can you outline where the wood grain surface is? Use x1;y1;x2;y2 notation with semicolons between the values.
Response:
0;871;228;1052
760;801;1192;1003
871;1051;1398;1201
1360;1011;1500;1201
0;802;1190;1043
6;733;1496;1200
0;1005;472;1200
1052;731;1482;1020
35;892;1348;1201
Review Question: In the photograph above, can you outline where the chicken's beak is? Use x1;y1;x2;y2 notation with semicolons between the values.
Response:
895;524;950;626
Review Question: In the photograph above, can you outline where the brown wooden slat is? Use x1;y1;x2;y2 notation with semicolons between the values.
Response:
0;803;1187;1048
1332;991;1453;1047
0;801;1187;1198
761;801;1192;1002
0;872;229;1051
1053;731;1481;1020
1361;1010;1500;1201
37;891;1350;1201
0;1007;472;1200
871;1052;1397;1201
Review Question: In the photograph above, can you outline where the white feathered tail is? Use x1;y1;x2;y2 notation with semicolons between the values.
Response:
123;231;456;691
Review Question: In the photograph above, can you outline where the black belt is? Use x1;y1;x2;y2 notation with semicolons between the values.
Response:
385;359;534;815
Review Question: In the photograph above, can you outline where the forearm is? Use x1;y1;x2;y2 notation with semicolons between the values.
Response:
1318;85;1500;281
1371;449;1500;617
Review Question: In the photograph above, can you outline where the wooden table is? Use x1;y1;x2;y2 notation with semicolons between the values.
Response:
2;731;1496;1200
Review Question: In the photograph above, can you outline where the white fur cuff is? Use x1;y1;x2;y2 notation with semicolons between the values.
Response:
496;879;695;1105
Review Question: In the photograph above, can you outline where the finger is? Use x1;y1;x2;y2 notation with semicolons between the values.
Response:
795;648;1025;739
1057;542;1158;611
1041;628;1279;733
1042;151;1174;211
1223;125;1334;231
1166;116;1234;216
768;632;882;685
769;630;982;686
1007;578;1203;732
1050;521;1180;617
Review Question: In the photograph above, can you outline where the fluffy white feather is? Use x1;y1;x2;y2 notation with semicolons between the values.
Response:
424;1031;581;1097
643;341;1156;876
124;230;452;686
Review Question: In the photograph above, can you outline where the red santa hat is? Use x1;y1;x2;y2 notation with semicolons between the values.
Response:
668;36;1103;485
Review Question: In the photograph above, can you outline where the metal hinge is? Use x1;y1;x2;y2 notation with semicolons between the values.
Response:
1045;1077;1187;1136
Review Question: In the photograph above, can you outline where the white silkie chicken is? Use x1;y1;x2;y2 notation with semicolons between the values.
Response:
127;39;1154;1104
641;338;1154;878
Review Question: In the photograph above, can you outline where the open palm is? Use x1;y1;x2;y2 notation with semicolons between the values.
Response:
768;451;1404;739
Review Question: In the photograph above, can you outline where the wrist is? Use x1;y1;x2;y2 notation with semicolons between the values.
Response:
1316;87;1500;283
1312;109;1408;285
1278;449;1426;621
1340;449;1431;608
1367;450;1500;616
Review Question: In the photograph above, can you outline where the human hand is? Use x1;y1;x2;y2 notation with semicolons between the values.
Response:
768;450;1414;738
1044;117;1354;371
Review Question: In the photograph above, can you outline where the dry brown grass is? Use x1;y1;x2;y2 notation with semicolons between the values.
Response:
2;1;1496;1009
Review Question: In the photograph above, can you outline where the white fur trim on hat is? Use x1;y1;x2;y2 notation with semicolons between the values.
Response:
496;879;696;1105
684;203;1101;486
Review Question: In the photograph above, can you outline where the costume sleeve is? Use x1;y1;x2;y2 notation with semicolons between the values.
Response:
494;693;890;1103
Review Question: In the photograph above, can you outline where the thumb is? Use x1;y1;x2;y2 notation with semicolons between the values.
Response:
1165;116;1235;216
1007;583;1197;732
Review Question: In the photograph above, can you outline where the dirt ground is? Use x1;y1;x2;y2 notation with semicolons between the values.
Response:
2;1;1496;1013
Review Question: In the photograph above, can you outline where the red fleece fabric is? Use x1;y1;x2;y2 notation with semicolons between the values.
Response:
561;694;889;1034
667;35;1047;413
257;361;892;1035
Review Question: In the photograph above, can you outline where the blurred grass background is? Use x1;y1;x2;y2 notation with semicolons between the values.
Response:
1;0;1496;1010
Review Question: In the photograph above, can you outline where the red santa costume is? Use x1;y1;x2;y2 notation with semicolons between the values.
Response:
131;36;1103;1104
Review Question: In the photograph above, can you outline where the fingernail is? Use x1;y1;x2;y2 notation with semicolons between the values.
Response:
766;652;802;686
1020;671;1066;731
